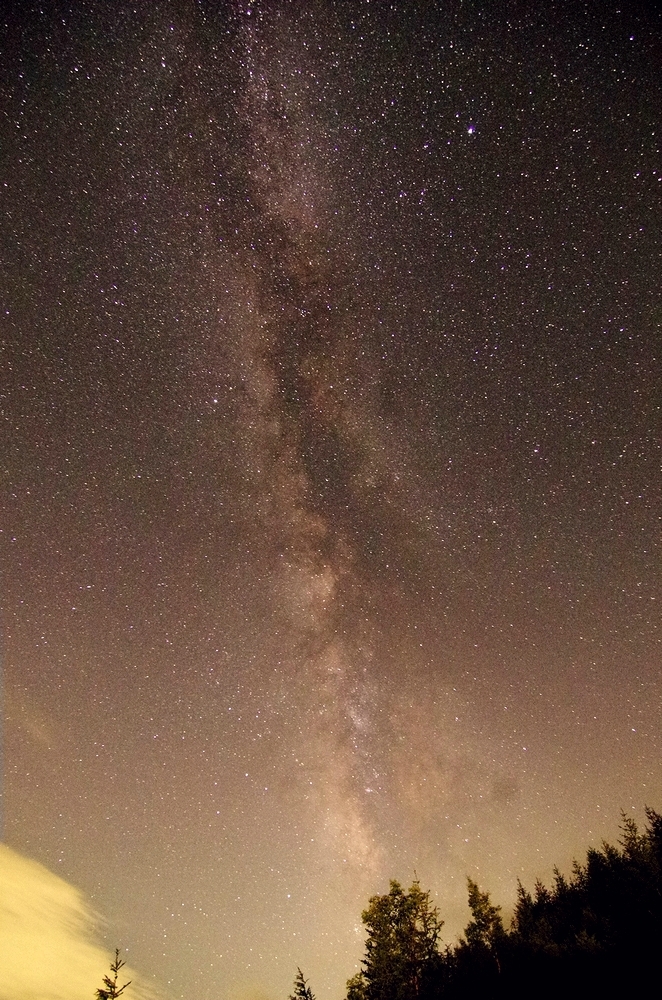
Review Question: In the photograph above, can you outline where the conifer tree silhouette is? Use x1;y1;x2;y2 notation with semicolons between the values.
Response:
289;967;315;1000
95;949;131;1000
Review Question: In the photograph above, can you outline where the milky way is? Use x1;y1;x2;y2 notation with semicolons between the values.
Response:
3;4;661;1000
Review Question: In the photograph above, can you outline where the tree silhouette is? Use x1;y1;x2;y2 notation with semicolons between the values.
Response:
343;809;662;998
348;879;444;1000
464;878;504;952
289;968;315;1000
95;949;131;1000
346;971;368;1000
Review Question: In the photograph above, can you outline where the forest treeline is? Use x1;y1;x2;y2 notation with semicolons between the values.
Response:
291;807;662;1000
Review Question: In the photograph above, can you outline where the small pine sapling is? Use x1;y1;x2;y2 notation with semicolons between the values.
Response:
96;949;131;1000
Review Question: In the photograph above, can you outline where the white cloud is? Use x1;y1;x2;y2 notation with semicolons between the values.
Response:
0;845;161;1000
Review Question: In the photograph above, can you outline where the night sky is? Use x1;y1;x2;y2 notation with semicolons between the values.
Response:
2;2;661;1000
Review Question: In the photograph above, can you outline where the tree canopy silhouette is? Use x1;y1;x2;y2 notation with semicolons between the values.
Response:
339;808;662;1000
346;879;444;1000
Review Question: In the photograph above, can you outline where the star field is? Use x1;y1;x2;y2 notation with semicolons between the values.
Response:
2;3;661;1000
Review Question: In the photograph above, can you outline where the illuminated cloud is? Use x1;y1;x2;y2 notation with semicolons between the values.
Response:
0;845;159;1000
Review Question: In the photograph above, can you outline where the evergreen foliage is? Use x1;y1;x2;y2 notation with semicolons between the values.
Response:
339;808;662;1000
463;877;504;959
95;949;131;1000
289;967;315;1000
